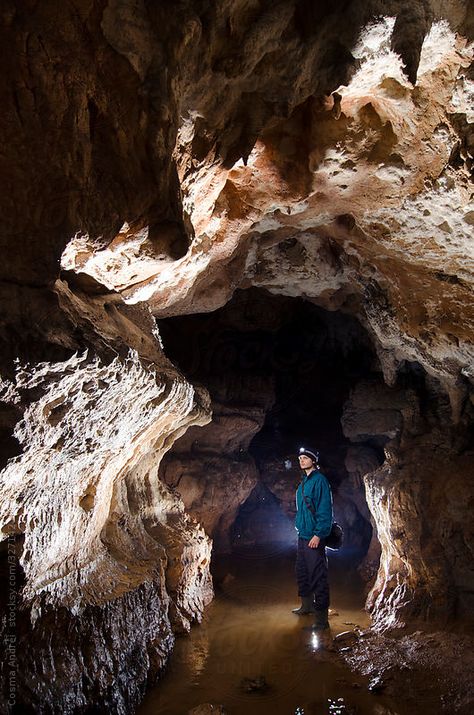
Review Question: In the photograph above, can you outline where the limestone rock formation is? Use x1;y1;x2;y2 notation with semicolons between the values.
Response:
1;351;204;608
343;445;382;584
61;8;473;398
0;0;473;711
0;278;213;712
158;310;275;551
159;452;258;552
342;377;474;625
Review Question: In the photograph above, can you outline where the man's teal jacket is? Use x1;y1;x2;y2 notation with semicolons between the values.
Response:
295;469;333;540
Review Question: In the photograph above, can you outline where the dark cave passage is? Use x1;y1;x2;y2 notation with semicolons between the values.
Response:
158;288;383;574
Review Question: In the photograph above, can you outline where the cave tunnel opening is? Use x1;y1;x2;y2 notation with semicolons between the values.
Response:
158;287;387;588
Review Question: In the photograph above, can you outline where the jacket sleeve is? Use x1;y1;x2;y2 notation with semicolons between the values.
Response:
309;475;333;538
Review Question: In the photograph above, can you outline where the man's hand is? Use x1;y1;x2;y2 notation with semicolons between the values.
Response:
308;535;320;549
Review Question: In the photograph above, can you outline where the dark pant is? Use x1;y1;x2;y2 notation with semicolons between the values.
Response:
295;537;329;610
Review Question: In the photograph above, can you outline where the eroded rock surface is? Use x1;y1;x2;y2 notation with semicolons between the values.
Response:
340;627;474;714
157;302;275;552
59;8;474;397
1;351;207;609
0;0;473;711
0;280;213;713
342;376;474;625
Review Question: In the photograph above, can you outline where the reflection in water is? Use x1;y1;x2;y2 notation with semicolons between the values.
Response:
184;630;210;683
295;698;388;715
139;548;405;715
328;696;352;713
309;632;320;652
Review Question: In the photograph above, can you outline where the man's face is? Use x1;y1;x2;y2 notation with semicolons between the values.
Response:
298;454;314;469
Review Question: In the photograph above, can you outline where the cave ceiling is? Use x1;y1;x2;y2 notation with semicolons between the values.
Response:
0;1;471;398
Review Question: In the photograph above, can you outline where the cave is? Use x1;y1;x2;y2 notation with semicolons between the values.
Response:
1;1;474;714
158;288;379;567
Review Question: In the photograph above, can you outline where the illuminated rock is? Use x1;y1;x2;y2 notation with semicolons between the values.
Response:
342;377;474;627
0;285;213;711
0;0;473;710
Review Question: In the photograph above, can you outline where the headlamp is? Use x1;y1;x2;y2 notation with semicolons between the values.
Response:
298;446;319;462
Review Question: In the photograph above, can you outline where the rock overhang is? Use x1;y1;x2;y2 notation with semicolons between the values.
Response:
54;12;473;403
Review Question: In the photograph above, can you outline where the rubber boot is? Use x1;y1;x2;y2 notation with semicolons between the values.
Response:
312;608;329;630
292;596;315;615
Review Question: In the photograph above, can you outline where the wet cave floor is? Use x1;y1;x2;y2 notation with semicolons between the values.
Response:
138;546;433;715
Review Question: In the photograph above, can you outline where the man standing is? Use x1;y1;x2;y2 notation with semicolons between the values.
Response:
292;447;333;630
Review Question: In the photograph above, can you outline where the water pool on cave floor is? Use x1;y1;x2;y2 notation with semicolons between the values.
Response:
137;546;427;715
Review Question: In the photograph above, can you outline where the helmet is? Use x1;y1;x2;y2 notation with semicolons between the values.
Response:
298;446;319;463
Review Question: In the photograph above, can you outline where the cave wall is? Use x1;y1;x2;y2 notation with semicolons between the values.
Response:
342;375;474;624
0;0;473;711
157;292;277;552
0;281;214;713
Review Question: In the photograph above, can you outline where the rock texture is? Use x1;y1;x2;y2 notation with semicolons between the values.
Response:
344;445;383;584
1;350;207;609
0;279;213;713
159;452;258;553
157;302;275;552
340;627;474;714
0;0;473;712
59;6;474;398
342;376;474;625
